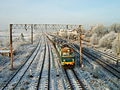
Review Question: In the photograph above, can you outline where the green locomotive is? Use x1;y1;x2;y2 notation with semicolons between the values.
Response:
56;43;75;67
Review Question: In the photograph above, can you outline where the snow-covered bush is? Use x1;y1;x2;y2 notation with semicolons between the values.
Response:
112;34;120;54
99;31;116;49
90;33;99;45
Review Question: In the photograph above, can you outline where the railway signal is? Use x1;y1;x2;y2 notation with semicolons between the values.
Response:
79;25;82;67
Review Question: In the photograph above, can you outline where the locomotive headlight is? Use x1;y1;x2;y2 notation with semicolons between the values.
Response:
63;59;66;62
67;49;70;52
72;59;74;61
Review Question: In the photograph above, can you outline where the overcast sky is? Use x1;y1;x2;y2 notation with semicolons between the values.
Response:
0;0;120;29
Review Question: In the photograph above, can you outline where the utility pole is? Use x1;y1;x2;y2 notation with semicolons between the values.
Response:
31;24;33;44
79;25;82;67
117;31;120;67
10;24;13;69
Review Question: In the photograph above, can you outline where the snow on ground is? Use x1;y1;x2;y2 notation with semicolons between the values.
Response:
73;41;120;90
0;31;41;88
80;54;120;90
51;43;70;90
50;34;120;90
0;30;119;90
0;55;9;70
14;38;45;90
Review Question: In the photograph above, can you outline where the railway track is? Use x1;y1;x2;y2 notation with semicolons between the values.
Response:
15;37;46;90
1;35;54;90
70;43;120;79
0;36;40;72
91;48;118;63
20;37;47;90
47;35;86;90
50;41;71;90
82;42;118;63
72;69;86;89
36;40;46;90
64;69;85;90
47;34;120;89
48;44;51;90
36;39;51;90
68;43;92;65
53;46;72;90
84;47;120;69
1;35;43;90
83;48;120;79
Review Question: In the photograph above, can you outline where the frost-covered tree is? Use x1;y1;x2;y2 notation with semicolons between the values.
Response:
85;25;109;39
90;33;99;45
92;25;108;38
84;30;92;37
112;34;120;54
110;23;120;33
99;31;116;49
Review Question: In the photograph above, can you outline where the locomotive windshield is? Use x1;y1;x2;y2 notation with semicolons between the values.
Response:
62;48;74;56
62;52;69;56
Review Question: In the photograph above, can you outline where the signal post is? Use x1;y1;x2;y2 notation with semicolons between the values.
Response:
79;25;82;67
